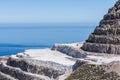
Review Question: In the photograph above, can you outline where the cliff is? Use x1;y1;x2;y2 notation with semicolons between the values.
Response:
82;0;120;54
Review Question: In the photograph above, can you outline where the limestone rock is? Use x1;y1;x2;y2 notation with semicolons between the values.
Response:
104;61;120;75
52;44;87;58
0;72;16;80
82;0;120;54
0;63;45;80
6;57;71;79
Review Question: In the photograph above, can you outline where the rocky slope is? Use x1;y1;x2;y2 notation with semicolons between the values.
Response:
51;43;120;80
66;61;120;80
7;58;70;79
0;56;73;80
66;64;120;80
82;0;120;54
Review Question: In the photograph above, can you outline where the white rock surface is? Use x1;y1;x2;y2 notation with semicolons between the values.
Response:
86;54;120;65
55;42;83;49
12;42;120;80
14;42;120;66
23;48;76;66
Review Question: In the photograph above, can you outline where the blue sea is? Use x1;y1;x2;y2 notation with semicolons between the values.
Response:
0;23;95;56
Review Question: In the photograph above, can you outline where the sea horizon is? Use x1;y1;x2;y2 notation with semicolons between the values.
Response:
0;24;95;56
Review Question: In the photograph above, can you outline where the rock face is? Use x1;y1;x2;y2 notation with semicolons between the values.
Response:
52;44;87;58
82;0;120;54
0;71;16;80
72;60;88;71
7;58;70;79
0;63;44;80
105;61;120;75
0;57;72;80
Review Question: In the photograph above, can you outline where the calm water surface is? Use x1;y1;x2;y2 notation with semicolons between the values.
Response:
0;24;95;56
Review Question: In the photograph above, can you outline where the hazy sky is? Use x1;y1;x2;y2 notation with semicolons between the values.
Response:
0;0;117;24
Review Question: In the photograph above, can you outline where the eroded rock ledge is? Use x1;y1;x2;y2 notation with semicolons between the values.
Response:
0;56;73;80
7;57;70;79
82;42;120;54
52;43;87;58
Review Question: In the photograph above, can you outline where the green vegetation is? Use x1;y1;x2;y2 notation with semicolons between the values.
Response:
66;64;120;80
